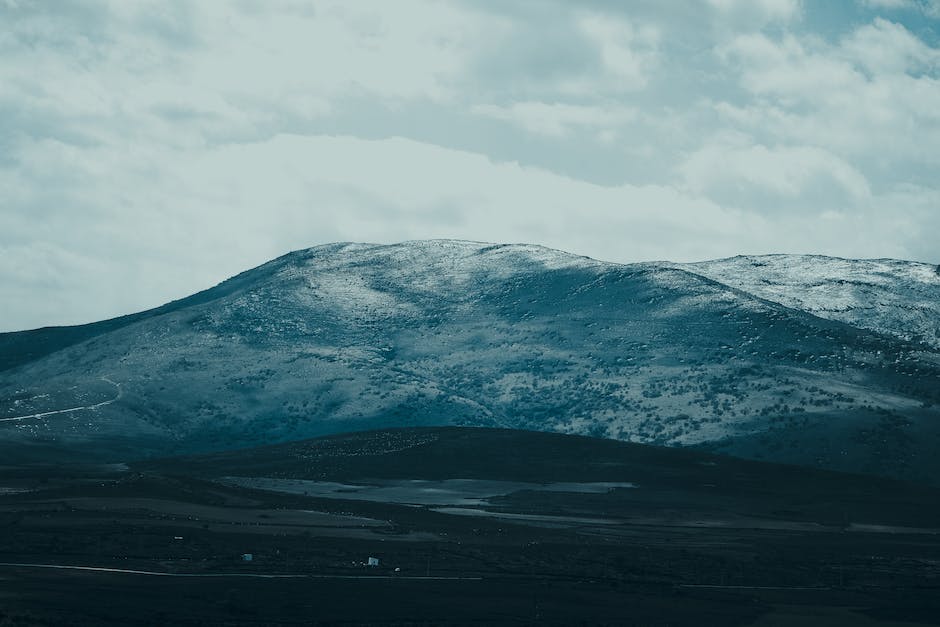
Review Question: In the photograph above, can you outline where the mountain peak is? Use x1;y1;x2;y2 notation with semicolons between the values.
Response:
284;239;603;270
2;241;939;485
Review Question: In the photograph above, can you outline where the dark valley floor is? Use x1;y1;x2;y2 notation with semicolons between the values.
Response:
1;428;938;626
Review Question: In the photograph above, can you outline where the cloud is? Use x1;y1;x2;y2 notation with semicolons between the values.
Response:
707;0;802;26
2;131;930;330
864;0;915;8
2;1;940;330
680;134;872;206
470;102;637;139
0;0;490;154
577;13;661;90
714;19;940;176
860;0;940;18
842;17;940;74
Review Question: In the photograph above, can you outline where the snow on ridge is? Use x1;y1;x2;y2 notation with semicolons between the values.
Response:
290;240;605;268
245;242;831;328
212;243;938;348
5;243;940;482
681;255;940;349
246;240;612;322
278;240;608;294
695;254;938;283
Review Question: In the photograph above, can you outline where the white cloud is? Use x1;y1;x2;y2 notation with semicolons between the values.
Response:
715;21;940;171
578;14;660;90
470;102;638;138
0;0;491;152
862;0;911;8
860;0;940;18
2;132;929;330
184;1;482;103
706;0;802;27
842;18;940;74
2;1;940;330
680;134;872;204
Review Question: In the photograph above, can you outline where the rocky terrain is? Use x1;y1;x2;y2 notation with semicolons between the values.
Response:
1;241;938;483
682;254;940;350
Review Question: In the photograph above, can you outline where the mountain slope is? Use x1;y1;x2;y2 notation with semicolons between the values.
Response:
0;251;300;373
681;255;940;350
2;241;938;482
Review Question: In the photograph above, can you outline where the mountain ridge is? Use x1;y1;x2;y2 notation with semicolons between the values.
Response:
679;253;940;350
2;240;938;484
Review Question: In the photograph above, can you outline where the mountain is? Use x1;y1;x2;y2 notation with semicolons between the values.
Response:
1;241;939;483
681;254;940;350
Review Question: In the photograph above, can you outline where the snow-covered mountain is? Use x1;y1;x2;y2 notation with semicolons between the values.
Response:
681;255;940;350
1;241;938;482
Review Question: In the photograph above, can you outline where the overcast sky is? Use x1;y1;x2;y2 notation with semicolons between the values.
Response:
2;0;939;331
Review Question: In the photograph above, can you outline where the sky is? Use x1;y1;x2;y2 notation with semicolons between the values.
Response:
2;0;939;331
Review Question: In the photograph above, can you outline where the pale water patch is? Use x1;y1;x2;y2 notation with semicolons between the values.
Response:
431;507;623;526
222;477;635;506
0;487;31;495
847;523;940;535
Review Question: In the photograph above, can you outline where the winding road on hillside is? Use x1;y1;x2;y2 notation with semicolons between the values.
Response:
0;377;121;423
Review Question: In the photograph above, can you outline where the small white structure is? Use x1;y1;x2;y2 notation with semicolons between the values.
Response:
367;557;380;567
241;553;253;562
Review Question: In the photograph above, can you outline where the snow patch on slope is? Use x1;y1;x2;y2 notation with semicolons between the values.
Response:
680;255;940;350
